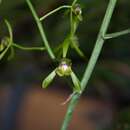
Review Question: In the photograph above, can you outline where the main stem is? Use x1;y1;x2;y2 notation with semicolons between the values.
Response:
61;0;117;130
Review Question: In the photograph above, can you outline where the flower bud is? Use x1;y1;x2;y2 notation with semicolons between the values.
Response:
72;4;83;21
73;4;82;16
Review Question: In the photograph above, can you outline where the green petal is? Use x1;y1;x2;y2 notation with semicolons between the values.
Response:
42;70;56;88
70;71;81;93
62;37;70;58
71;36;86;59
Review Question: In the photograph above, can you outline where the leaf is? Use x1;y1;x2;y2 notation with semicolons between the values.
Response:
42;70;56;88
70;71;81;93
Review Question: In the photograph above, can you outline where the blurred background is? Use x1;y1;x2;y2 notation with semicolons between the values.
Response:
0;0;130;130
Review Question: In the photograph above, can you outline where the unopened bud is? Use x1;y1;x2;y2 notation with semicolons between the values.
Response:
73;4;82;15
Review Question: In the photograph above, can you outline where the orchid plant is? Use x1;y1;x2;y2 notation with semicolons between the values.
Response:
0;0;130;130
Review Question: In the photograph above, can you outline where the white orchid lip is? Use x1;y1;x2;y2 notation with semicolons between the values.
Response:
75;6;82;15
61;63;69;71
56;58;72;77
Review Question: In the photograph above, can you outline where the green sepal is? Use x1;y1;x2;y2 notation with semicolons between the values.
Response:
62;37;70;58
71;15;79;35
42;70;56;88
70;36;86;59
76;14;83;21
70;71;81;93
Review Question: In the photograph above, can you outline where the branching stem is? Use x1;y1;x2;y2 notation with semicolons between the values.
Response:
104;29;130;39
40;5;71;21
72;0;78;6
26;0;55;59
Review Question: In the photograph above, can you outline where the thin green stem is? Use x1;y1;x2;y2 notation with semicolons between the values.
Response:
60;0;117;130
26;0;55;59
70;8;73;36
70;0;78;36
72;0;78;6
40;5;71;21
104;28;130;39
4;19;13;43
12;43;45;51
81;0;117;90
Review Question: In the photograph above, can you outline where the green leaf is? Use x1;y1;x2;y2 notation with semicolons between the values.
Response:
70;71;81;93
42;70;56;88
